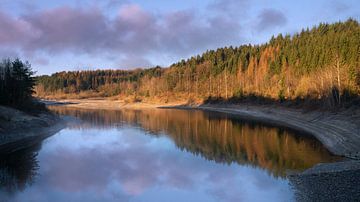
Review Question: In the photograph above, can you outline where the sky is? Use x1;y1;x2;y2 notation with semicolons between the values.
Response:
0;0;359;75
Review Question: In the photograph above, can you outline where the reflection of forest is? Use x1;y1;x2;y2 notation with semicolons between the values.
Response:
0;143;41;194
50;106;339;177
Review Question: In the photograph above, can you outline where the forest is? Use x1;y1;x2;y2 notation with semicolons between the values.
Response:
36;19;360;108
0;59;38;109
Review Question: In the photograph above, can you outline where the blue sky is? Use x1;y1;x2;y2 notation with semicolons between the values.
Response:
0;0;359;75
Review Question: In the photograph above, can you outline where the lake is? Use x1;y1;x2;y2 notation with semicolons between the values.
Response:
0;106;339;202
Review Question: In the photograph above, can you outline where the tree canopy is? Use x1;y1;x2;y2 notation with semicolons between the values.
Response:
0;59;35;106
36;19;360;108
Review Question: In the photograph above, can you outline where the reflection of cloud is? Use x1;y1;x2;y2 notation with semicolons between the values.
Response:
40;142;193;196
15;127;292;201
49;106;336;178
5;125;293;201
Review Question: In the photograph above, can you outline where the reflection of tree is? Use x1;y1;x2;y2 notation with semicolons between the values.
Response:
50;106;339;177
0;143;41;194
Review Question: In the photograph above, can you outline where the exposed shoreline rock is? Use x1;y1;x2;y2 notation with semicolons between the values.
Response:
0;105;65;153
288;160;360;201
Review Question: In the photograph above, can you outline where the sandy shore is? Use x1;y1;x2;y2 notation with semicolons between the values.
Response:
41;98;182;109
46;98;360;159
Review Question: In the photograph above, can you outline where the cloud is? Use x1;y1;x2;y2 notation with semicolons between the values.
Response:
114;4;159;55
0;48;19;59
118;55;153;68
0;3;245;70
330;0;349;13
23;6;110;53
256;9;287;32
0;11;35;45
208;0;249;17
160;11;242;55
1;0;359;74
33;57;50;66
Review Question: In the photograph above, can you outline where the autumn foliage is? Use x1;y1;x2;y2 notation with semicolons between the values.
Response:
36;19;360;108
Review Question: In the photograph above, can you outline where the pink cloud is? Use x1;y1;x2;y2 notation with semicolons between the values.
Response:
0;11;36;44
23;6;109;53
0;3;245;69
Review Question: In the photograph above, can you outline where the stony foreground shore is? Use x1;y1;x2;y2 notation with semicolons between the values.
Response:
0;105;64;153
288;160;360;201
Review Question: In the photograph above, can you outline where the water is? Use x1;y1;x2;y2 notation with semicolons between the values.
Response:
0;106;339;202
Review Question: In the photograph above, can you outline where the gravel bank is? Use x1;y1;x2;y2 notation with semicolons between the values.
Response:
288;160;360;201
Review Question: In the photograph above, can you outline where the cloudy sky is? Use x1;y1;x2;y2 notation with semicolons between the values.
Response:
0;0;359;75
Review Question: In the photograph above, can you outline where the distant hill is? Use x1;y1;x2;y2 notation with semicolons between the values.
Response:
36;19;360;108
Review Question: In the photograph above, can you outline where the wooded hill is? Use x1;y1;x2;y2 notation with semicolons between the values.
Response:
36;19;360;108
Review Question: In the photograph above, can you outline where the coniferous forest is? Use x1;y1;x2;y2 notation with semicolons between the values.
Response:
36;19;360;108
0;59;36;108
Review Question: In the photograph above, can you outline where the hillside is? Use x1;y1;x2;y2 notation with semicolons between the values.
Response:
36;19;360;108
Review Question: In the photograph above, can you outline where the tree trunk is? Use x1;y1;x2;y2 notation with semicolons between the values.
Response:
336;56;341;105
224;69;228;99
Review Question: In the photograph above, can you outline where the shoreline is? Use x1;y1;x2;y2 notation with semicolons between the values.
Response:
0;105;65;154
169;104;360;160
44;98;360;159
288;160;360;201
14;98;360;200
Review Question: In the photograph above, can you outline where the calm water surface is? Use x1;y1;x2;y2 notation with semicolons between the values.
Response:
0;106;339;202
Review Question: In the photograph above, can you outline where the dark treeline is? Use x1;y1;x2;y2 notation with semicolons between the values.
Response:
0;143;41;194
36;19;360;108
0;59;36;108
37;67;163;97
